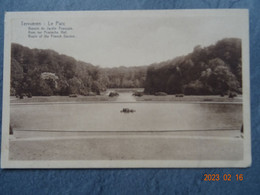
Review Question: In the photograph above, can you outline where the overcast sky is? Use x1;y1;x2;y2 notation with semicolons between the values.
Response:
10;10;248;67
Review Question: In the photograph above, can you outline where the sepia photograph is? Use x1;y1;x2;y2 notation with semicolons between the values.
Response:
1;10;251;168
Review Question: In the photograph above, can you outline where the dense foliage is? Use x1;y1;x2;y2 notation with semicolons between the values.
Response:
11;43;146;96
144;38;242;95
11;38;242;96
101;66;146;88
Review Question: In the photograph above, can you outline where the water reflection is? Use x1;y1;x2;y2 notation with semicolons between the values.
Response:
11;102;242;132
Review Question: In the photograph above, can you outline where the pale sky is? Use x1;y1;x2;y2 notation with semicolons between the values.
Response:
10;10;248;67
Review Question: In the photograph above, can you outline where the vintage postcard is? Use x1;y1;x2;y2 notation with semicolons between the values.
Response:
1;10;251;168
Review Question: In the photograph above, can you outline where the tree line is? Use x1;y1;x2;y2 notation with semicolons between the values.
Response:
10;43;146;96
11;38;242;97
144;38;242;95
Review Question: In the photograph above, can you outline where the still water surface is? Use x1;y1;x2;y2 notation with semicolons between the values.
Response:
11;101;242;132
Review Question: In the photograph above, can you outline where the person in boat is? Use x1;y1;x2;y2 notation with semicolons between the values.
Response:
120;108;136;113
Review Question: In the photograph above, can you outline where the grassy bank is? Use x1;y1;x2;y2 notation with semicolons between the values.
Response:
134;95;242;103
10;95;117;103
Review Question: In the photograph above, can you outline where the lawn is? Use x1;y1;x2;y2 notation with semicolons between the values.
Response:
10;95;117;103
134;95;242;103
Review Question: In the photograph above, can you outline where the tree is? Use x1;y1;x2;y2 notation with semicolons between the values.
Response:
10;43;107;96
143;38;242;95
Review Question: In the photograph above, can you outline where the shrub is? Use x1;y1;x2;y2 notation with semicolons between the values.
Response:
10;88;16;96
9;125;13;135
109;92;119;97
228;92;237;98
154;92;167;96
132;91;144;97
19;93;26;99
27;93;32;98
69;94;77;97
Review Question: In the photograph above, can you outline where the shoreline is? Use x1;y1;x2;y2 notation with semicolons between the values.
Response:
10;94;242;104
10;101;242;106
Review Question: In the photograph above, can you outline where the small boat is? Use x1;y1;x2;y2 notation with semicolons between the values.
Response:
120;108;136;113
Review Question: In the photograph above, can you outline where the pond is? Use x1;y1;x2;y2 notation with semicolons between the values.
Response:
10;92;242;133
